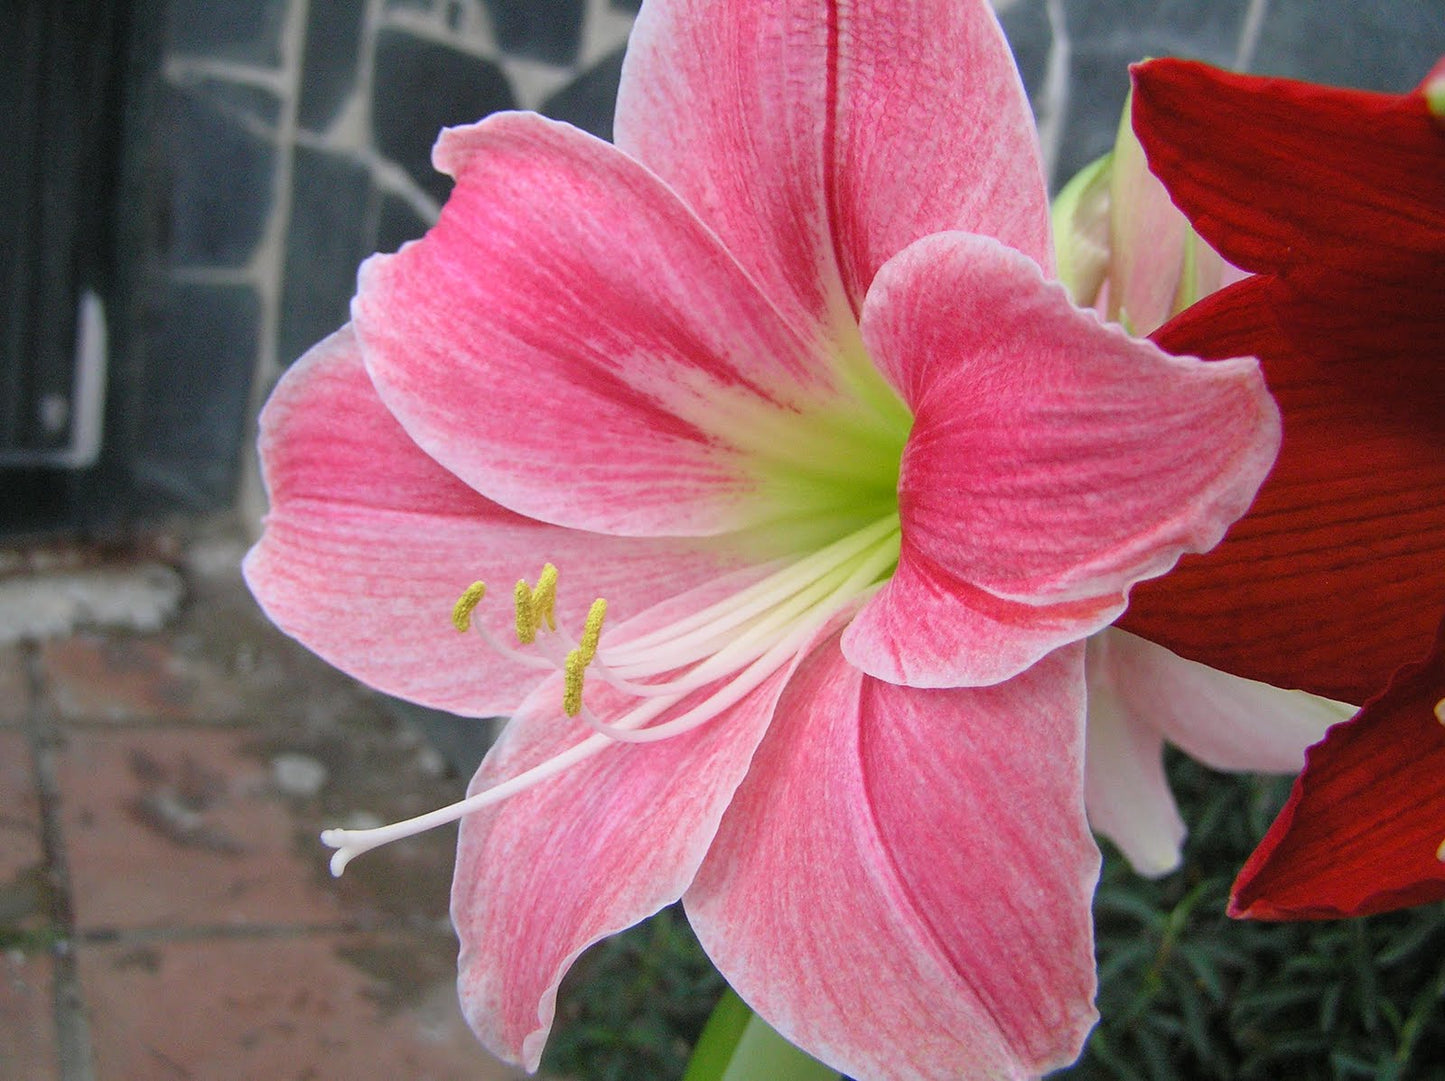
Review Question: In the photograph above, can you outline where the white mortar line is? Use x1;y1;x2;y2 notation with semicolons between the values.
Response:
236;0;311;538
1233;0;1270;71
1035;0;1072;188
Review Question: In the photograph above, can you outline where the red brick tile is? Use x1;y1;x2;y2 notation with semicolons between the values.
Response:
0;646;29;727
56;729;347;932
39;635;249;725
0;949;58;1081
81;933;532;1081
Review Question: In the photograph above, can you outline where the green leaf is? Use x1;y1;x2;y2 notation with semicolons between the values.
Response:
682;990;841;1081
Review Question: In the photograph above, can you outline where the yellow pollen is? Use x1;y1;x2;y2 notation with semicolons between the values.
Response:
533;563;558;632
563;647;586;716
514;579;538;644
451;581;487;633
1434;698;1445;726
514;564;559;644
579;598;607;665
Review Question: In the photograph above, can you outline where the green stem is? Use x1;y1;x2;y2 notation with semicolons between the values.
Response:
683;990;843;1081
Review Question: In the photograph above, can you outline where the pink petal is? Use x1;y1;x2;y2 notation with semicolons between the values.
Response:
1098;629;1351;774
244;327;732;716
843;552;1118;688
614;0;1049;338
1084;635;1187;877
451;598;813;1068
685;636;1099;1081
844;233;1280;687
354;112;848;538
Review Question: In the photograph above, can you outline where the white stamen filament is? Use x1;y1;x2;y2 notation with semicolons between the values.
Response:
578;537;898;743
320;516;900;875
591;559;861;698
601;515;899;668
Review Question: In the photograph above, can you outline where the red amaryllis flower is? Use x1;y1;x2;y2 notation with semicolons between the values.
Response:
1122;57;1445;918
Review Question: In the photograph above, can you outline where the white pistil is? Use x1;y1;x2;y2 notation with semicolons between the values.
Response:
320;516;901;875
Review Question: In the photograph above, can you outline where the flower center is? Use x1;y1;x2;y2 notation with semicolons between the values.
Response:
320;515;901;875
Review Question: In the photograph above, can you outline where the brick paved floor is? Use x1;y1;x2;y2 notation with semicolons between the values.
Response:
0;523;531;1081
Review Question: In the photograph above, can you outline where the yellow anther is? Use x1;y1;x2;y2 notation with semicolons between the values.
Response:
563;647;587;717
451;581;487;633
533;563;558;632
514;564;559;644
1434;697;1445;726
579;598;607;665
514;579;538;644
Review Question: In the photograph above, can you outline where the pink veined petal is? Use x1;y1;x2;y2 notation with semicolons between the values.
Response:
452;593;816;1069
1084;635;1187;877
843;551;1118;688
243;327;733;717
354;112;845;538
1098;629;1351;774
685;635;1099;1081
844;232;1280;688
614;0;1049;340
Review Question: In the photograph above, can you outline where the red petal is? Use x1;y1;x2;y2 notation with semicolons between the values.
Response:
1129;58;1445;279
1123;57;1445;704
1228;615;1445;920
1121;277;1445;703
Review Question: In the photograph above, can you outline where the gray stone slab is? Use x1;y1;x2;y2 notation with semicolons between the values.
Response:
371;29;515;205
484;0;587;65
298;0;368;131
166;0;288;67
279;147;374;365
161;86;276;269
133;284;259;511
376;194;432;255
541;47;626;141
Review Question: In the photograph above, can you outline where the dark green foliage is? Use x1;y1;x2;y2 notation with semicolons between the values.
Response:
543;752;1445;1080
1060;753;1445;1081
542;904;726;1081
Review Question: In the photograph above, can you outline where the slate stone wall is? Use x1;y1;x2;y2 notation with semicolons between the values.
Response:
125;0;1442;523
127;0;636;521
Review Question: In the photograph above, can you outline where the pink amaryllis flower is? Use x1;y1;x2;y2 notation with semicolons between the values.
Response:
244;1;1279;1076
1116;56;1445;919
